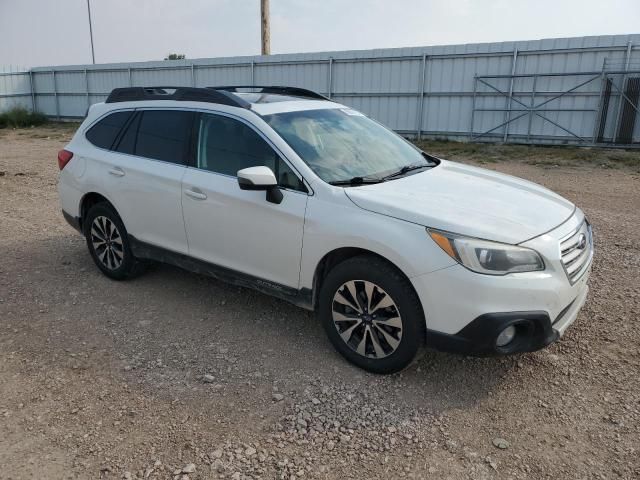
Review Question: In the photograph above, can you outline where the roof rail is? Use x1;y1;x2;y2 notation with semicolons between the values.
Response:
105;86;250;108
213;85;330;101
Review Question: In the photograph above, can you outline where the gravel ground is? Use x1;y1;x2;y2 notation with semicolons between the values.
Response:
1;124;639;480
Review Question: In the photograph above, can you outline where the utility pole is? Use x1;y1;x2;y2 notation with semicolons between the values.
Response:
87;0;96;64
261;0;270;55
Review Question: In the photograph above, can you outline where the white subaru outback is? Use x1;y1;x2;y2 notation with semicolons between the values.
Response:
58;86;593;373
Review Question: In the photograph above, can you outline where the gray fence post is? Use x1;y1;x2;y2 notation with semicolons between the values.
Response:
52;70;60;120
84;68;90;111
591;59;607;144
502;48;518;142
251;60;255;86
416;54;427;140
612;41;633;143
128;68;133;87
191;64;195;87
526;74;538;142
29;70;36;112
327;57;333;99
469;76;478;140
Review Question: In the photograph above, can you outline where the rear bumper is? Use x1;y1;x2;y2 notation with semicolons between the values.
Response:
62;210;82;233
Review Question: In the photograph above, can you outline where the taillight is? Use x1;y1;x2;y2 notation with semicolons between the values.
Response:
58;149;73;170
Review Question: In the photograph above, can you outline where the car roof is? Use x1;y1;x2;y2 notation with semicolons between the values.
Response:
96;86;344;117
245;97;343;116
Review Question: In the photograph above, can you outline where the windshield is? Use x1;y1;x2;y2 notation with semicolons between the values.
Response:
264;108;435;184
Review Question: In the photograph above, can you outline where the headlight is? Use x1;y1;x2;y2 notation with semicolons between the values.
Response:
427;229;544;275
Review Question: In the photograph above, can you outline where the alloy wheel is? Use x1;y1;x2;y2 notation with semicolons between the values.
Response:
90;216;124;270
331;280;403;359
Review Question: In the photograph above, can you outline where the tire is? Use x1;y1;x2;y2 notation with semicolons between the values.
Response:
83;202;145;280
318;255;425;374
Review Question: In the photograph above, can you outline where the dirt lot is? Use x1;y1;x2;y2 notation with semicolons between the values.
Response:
1;124;639;480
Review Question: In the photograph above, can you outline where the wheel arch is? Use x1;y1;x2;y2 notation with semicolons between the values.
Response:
311;247;422;313
79;192;119;232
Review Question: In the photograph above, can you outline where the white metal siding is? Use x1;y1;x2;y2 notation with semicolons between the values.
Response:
1;34;639;144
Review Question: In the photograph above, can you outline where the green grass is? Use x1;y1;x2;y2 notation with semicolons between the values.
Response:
414;139;640;170
0;107;48;129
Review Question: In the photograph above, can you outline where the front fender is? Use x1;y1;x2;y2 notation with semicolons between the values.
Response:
300;193;456;291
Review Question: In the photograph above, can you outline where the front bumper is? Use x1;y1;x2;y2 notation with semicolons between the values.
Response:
411;211;592;356
426;284;588;356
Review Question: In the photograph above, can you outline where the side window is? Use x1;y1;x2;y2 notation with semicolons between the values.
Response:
197;114;306;192
133;110;193;164
85;111;132;149
114;112;140;155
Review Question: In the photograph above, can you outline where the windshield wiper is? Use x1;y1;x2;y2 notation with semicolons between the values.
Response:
381;162;431;181
328;176;383;186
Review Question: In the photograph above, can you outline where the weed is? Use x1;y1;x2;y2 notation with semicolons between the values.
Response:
0;107;48;129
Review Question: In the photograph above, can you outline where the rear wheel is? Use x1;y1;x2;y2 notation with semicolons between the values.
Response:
83;202;144;280
318;255;425;374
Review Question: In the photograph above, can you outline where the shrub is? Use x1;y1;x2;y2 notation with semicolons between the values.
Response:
0;107;48;128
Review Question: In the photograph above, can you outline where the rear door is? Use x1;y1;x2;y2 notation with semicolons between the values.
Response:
97;109;194;254
181;112;308;288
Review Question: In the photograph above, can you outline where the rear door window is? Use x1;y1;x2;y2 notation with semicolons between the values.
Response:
133;110;194;164
85;111;133;149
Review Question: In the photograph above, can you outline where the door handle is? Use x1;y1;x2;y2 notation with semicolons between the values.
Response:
108;167;125;177
184;188;207;200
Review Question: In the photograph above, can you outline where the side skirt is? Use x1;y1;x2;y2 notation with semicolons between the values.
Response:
128;236;314;310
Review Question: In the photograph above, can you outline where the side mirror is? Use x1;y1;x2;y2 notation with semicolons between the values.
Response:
237;166;283;204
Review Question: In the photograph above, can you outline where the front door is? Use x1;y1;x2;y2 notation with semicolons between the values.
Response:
181;112;308;288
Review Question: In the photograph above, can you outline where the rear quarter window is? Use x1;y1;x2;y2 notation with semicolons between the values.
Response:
114;112;140;155
85;111;133;149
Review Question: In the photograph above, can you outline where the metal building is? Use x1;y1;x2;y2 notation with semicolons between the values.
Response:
1;34;639;146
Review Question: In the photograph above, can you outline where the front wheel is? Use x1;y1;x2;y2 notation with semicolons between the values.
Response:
318;256;425;374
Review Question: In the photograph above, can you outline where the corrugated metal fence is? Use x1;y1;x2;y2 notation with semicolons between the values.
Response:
2;34;639;145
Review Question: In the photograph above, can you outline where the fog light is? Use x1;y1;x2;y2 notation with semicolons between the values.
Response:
496;325;517;347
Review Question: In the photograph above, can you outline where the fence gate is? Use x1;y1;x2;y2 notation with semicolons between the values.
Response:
470;66;640;146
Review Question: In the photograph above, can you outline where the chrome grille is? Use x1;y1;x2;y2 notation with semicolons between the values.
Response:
560;220;593;284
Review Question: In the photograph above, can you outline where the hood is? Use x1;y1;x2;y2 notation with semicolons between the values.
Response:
344;160;575;244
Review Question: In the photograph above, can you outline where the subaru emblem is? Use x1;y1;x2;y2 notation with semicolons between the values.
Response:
577;233;587;250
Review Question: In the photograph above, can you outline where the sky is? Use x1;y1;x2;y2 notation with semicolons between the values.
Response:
0;0;639;69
